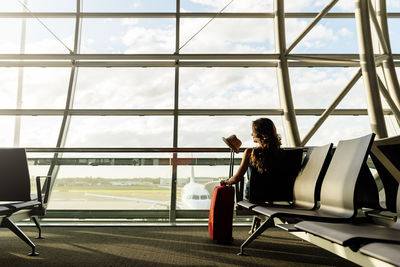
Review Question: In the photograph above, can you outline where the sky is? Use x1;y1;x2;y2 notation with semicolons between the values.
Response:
1;0;400;180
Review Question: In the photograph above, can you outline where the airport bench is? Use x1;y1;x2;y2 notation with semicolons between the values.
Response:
0;148;51;256
293;135;400;266
236;134;379;256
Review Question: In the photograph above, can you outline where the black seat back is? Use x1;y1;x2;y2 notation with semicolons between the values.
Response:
319;134;376;218
370;135;400;213
245;148;303;202
0;148;31;201
292;143;332;209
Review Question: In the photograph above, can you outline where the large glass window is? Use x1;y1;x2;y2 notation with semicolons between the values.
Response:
2;0;399;217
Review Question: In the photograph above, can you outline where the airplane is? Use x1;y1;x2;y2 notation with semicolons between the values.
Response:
85;166;220;210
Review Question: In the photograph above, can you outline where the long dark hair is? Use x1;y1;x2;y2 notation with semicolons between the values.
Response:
250;118;282;173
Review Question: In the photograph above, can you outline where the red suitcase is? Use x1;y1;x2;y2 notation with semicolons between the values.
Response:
208;185;235;243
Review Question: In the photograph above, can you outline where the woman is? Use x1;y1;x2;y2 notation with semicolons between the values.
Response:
220;118;283;233
220;118;283;200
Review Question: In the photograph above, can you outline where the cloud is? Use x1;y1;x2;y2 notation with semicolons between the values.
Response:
122;26;175;53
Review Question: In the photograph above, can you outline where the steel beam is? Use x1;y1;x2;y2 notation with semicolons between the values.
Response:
47;0;83;198
13;0;27;147
169;0;180;223
274;0;300;146
355;0;387;138
377;0;400;112
0;108;393;116
0;11;399;19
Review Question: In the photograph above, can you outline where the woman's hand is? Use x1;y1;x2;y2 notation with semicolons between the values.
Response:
220;179;229;186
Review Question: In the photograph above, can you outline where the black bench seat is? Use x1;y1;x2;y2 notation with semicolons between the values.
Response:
295;220;400;249
0;148;51;256
359;243;400;266
238;134;379;256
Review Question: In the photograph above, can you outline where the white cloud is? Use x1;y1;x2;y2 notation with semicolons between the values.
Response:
121;18;139;26
122;26;175;53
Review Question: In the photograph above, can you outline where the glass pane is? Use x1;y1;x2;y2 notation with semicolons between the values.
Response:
19;116;63;147
385;115;400;136
66;116;173;147
181;0;272;12
389;19;400;54
0;68;18;107
81;18;175;54
180;68;279;109
49;153;172;210
0;19;22;53
387;0;400;12
21;68;70;108
290;68;367;109
0;0;75;12
0;117;15;146
83;0;175;12
298;116;372;146
286;0;354;12
177;165;220;210
179;116;288;147
74;68;174;109
24;18;75;53
0;116;62;147
180;19;274;53
286;18;358;53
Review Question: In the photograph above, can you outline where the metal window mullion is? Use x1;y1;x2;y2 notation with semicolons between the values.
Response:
274;0;300;146
377;0;400;112
169;0;180;223
355;0;387;138
47;0;83;196
14;0;27;147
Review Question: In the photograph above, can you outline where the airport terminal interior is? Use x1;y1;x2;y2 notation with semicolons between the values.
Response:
1;0;400;266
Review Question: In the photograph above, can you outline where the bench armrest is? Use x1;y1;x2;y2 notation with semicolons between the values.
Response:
36;176;51;207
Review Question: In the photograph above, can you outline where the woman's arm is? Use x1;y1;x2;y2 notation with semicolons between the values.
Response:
220;148;252;185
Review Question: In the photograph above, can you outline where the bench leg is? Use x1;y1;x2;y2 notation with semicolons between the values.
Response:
238;217;274;256
32;216;43;239
2;217;39;256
